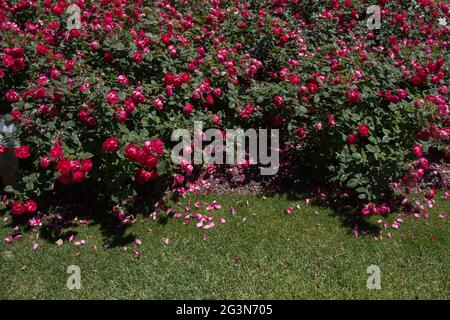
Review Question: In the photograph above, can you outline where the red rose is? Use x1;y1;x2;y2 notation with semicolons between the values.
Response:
103;52;113;63
114;109;127;123
2;53;14;67
143;140;154;155
180;72;190;84
25;200;38;213
273;95;285;108
418;157;429;169
81;159;93;172
308;82;318;94
358;124;369;136
69;28;80;38
102;138;120;153
72;171;85;183
40;156;50;168
5;89;19;103
205;93;214;105
164;72;174;85
36;44;47;55
135;168;151;184
296;127;306;139
71;160;82;171
65;60;75;70
136;168;157;184
56;159;72;175
124;144;139;160
425;188;436;200
14;146;31;159
0;144;7;155
410;75;423;86
132;51;142;64
212;114;221;126
347;88;360;103
413;144;423;158
124;98;136;113
327;114;336;126
106;90;119;105
346;133;358;145
289;74;300;84
183;103;194;115
142;155;158;169
131;89;145;104
11;202;26;216
174;174;184;185
49;146;63;160
152;139;165;156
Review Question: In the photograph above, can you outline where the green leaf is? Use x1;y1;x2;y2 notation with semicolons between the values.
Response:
80;152;94;159
156;161;167;175
346;179;359;188
3;185;15;193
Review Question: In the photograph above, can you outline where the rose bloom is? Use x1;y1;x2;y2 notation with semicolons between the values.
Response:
425;188;436;200
5;89;19;103
273;95;284;107
142;154;158;169
358;124;369;136
347;88;361;103
131;89;145;104
124;98;136;113
49;145;63;159
0;144;7;155
295;127;305;140
102;138;120;153
413;144;423;158
40;156;50;168
12;202;26;216
180;72;190;84
14;146;31;159
72;171;85;183
106;90;119;105
56;159;72;175
124;144;139;160
81;159;93;172
117;74;130;85
289;74;300;84
164;72;174;85
346;133;359;145
418;157;429;169
183;103;194;115
174;174;185;185
152;139;165;156
25;200;38;213
2;53;14;67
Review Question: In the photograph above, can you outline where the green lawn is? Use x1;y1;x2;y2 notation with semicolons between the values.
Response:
0;192;448;299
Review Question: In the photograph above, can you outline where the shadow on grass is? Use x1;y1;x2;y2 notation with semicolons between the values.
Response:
220;163;383;237
2;177;174;248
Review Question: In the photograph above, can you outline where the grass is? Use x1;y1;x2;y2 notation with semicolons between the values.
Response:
0;191;448;300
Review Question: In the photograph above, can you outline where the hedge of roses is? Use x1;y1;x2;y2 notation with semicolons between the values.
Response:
0;0;448;226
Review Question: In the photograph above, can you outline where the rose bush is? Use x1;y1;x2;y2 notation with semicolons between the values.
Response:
0;0;448;227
